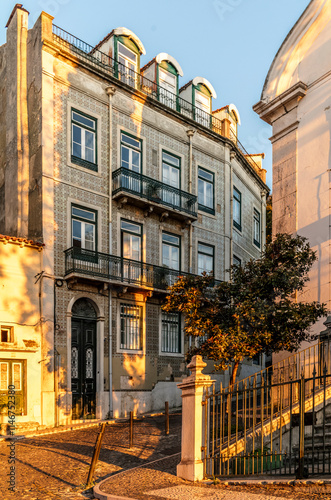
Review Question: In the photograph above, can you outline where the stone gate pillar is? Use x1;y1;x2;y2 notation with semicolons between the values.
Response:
177;355;214;481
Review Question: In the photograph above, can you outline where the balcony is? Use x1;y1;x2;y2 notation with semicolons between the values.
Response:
64;247;220;291
112;168;197;221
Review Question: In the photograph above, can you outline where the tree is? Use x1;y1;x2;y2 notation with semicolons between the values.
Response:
162;233;327;386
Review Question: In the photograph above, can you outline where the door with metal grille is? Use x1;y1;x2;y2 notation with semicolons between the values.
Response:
71;299;97;420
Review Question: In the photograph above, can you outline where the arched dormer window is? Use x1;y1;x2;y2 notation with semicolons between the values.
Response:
192;77;217;127
228;104;241;141
156;53;183;110
113;28;145;88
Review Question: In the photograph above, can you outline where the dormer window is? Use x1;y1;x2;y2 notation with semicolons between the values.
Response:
179;77;216;128
118;42;137;87
159;68;177;108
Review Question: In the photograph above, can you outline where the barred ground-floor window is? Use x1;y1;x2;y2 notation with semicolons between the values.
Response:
0;359;25;415
161;312;181;354
120;304;142;350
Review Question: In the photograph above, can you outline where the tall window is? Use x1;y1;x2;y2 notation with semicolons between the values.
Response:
233;187;242;231
159;69;177;109
198;243;214;275
120;304;142;350
195;90;210;126
0;360;25;415
162;151;180;207
118;42;137;87
120;133;142;193
121;220;142;261
162;232;180;271
71;110;97;170
72;206;97;251
254;208;261;248
161;312;181;354
198;167;214;214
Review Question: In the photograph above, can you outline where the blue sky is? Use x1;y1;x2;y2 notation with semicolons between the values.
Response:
0;0;311;189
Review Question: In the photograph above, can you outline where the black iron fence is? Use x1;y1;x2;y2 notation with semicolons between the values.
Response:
112;167;197;217
203;339;331;478
52;24;262;177
64;247;220;290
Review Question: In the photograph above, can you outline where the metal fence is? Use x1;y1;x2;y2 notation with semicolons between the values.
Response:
112;167;197;217
203;339;331;478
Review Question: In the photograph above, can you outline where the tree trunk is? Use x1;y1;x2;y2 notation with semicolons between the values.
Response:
227;360;240;415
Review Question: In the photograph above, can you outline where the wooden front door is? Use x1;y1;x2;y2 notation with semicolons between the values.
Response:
71;299;97;420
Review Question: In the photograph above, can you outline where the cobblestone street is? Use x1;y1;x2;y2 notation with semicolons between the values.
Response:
1;415;331;500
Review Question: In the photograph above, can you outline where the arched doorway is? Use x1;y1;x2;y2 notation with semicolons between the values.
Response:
71;298;97;420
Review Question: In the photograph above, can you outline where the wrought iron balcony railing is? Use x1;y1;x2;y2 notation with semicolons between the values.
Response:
112;167;197;217
64;247;220;290
51;25;263;178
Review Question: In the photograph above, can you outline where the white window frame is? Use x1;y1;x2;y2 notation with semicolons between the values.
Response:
233;187;242;232
118;41;137;87
198;167;214;214
198;242;214;275
67;104;101;176
253;208;261;248
71;109;97;167
71;205;97;252
159;68;177;109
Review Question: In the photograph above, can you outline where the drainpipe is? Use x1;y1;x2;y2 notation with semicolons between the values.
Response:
229;151;235;278
106;86;116;418
186;129;195;273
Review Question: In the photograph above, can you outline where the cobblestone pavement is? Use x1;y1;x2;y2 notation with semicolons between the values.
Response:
1;414;331;500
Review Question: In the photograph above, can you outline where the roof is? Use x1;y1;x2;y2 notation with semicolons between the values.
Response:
179;80;193;93
141;57;156;73
0;234;44;249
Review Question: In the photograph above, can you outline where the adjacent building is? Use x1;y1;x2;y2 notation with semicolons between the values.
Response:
254;0;331;359
0;4;268;427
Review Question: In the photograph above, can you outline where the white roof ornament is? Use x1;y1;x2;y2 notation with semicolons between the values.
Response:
228;104;241;125
113;27;146;55
192;77;217;99
155;53;184;77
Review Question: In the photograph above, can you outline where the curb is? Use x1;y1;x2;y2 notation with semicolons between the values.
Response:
94;482;135;500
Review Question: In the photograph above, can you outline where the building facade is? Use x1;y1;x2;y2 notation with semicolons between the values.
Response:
254;0;331;360
0;5;268;425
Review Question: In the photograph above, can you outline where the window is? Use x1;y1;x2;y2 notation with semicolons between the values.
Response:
72;206;97;251
161;312;181;354
233;187;242;231
162;232;180;271
233;255;242;267
0;326;13;343
118;42;137;87
121;133;141;173
195;90;210;127
198;243;214;275
120;132;142;193
198;168;214;214
254;208;261;248
121;220;142;281
120;304;142;350
71;110;97;170
159;68;177;109
162;151;181;207
0;360;25;415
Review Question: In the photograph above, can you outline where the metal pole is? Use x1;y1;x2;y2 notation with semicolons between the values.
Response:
86;423;106;488
297;372;305;479
129;411;133;448
165;401;169;436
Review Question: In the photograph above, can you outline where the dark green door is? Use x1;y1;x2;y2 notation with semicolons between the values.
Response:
71;299;97;420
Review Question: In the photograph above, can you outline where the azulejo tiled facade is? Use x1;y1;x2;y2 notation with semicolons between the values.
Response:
0;5;268;426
